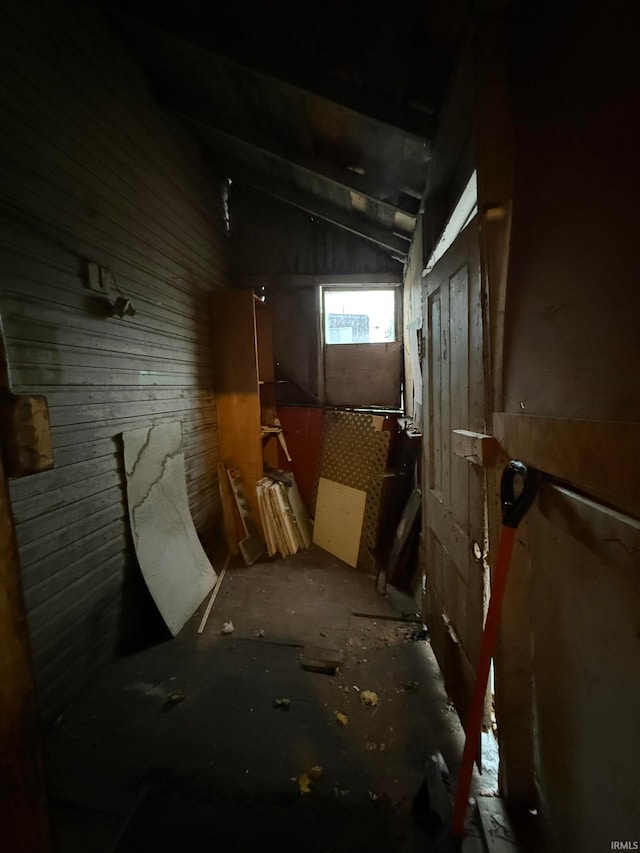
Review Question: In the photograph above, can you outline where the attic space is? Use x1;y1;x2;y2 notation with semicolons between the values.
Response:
1;1;639;852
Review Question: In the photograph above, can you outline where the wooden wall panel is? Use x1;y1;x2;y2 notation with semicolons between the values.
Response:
230;185;402;276
324;342;403;408
0;0;229;722
276;407;324;512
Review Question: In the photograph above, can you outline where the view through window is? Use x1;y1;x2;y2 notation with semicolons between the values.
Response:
324;289;395;344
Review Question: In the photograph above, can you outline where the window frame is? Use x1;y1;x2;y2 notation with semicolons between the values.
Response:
320;283;403;348
318;282;404;412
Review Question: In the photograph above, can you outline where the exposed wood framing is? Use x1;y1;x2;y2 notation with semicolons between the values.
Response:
213;158;410;258
452;429;499;467
472;11;534;807
174;110;419;221
109;10;431;177
235;274;402;289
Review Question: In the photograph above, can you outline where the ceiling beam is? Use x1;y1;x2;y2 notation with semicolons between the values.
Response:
107;9;431;157
210;157;409;258
174;108;420;223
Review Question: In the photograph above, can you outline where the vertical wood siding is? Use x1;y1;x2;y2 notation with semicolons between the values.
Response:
0;0;229;721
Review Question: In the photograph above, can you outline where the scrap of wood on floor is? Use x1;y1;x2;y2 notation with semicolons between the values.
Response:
300;646;345;675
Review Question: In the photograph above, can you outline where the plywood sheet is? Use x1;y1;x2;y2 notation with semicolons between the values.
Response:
314;410;390;569
324;341;403;408
123;422;216;636
313;477;366;568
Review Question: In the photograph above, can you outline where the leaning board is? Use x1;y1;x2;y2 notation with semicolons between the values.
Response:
313;477;367;568
123;422;216;636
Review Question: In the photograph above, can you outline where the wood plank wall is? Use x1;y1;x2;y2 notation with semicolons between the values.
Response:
0;0;229;721
230;185;402;276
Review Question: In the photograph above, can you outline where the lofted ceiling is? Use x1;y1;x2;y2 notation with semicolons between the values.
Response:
106;1;470;262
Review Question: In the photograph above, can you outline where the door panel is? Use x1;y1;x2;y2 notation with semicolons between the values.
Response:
423;219;488;753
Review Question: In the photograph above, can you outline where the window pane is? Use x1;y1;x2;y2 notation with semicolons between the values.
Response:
324;290;395;344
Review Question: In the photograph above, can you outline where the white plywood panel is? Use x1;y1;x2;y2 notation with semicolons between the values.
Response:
313;477;366;568
123;422;217;636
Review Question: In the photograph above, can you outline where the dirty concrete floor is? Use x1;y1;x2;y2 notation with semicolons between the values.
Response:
44;547;496;853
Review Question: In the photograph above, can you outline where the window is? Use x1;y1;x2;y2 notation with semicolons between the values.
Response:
323;289;396;345
321;285;403;410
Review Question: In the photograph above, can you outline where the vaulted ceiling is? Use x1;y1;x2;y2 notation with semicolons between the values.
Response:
107;1;470;262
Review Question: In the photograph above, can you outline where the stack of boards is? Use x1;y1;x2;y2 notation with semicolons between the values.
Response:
257;471;312;559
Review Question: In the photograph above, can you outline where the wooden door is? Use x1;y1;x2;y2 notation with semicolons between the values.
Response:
423;218;489;745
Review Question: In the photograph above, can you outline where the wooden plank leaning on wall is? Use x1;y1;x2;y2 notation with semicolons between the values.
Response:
0;453;51;851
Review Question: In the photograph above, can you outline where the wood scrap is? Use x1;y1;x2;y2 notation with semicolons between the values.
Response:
300;647;344;674
386;486;421;587
476;797;520;852
256;470;311;559
257;478;278;557
226;467;264;565
286;473;312;549
197;553;231;634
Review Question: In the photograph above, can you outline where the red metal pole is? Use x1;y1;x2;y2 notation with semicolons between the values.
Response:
451;523;517;836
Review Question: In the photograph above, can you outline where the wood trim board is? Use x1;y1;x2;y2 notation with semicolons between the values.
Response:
493;413;640;518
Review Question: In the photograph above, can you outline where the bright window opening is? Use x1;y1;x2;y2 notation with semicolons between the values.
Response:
323;289;395;345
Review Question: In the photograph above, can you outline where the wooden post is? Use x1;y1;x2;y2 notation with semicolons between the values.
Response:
474;9;537;805
0;395;51;849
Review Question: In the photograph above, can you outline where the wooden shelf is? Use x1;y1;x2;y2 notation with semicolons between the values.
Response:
211;290;279;544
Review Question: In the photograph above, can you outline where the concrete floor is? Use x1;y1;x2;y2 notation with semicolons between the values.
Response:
44;547;497;852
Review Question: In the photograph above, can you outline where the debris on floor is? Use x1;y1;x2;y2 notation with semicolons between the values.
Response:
44;549;493;853
408;628;429;642
221;621;234;635
412;751;452;832
254;629;265;638
294;773;312;795
403;680;419;692
360;690;379;706
160;691;185;713
292;765;323;796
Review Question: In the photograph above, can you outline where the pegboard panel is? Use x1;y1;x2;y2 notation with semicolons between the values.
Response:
314;411;390;569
